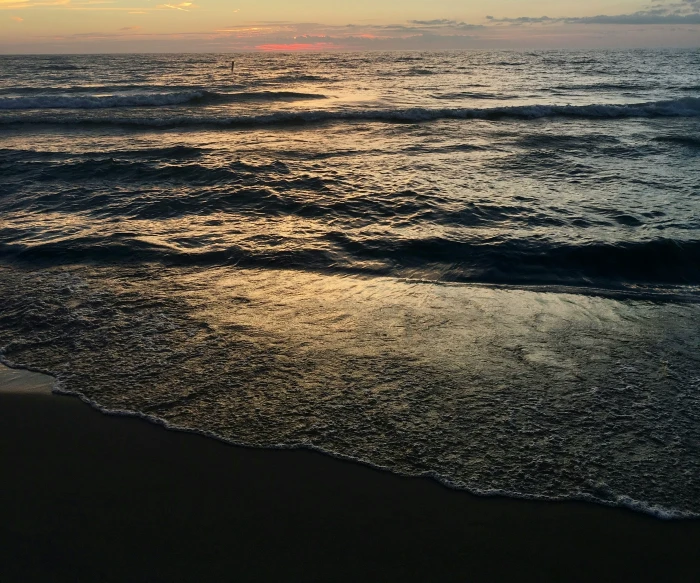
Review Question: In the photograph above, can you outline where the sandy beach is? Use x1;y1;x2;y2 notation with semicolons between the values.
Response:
2;364;700;582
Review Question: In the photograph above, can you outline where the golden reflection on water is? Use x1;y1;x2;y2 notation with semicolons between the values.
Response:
178;266;695;387
2;261;699;514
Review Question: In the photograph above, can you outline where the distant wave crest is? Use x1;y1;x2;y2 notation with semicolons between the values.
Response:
0;90;328;110
1;97;697;123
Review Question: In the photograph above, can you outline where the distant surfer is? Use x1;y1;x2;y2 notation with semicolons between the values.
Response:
231;60;235;73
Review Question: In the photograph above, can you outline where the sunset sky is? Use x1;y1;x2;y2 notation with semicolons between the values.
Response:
1;0;699;52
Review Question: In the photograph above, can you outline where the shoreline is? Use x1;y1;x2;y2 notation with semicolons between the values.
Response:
3;362;693;521
3;362;692;522
3;365;700;582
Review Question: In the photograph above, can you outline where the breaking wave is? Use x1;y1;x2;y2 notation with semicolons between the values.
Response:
1;97;697;125
0;90;328;110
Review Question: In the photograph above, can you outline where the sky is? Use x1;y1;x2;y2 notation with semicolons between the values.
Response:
1;0;698;52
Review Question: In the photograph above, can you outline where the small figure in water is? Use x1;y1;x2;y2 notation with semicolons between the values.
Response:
231;60;235;73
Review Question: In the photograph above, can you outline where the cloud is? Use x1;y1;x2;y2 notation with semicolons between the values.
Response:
157;2;194;11
2;9;699;52
409;19;458;25
571;13;700;24
212;20;484;41
0;0;69;9
255;41;341;51
0;0;156;10
486;16;554;24
486;0;700;26
407;18;483;30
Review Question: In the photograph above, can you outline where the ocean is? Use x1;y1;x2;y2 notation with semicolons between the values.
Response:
1;50;699;518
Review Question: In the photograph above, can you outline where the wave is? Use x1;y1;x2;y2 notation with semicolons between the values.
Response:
0;145;206;167
653;135;700;148
0;90;328;110
5;159;297;191
551;82;649;91
0;84;209;95
431;92;517;100
268;74;331;83
327;235;700;285
214;90;328;102
36;64;84;71
1;97;698;127
2;233;698;286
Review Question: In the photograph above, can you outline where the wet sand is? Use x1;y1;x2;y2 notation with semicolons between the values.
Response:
2;365;700;582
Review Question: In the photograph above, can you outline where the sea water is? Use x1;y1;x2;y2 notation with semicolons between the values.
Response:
1;50;699;518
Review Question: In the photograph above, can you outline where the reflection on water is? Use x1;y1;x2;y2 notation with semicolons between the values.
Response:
2;117;699;291
1;50;699;518
1;264;699;517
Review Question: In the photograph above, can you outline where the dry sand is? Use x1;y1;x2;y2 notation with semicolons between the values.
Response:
2;364;700;582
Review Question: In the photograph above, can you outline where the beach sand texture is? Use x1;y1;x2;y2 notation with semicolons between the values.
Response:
3;364;700;582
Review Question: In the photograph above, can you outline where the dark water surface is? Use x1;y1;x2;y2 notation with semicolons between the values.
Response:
1;50;699;517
